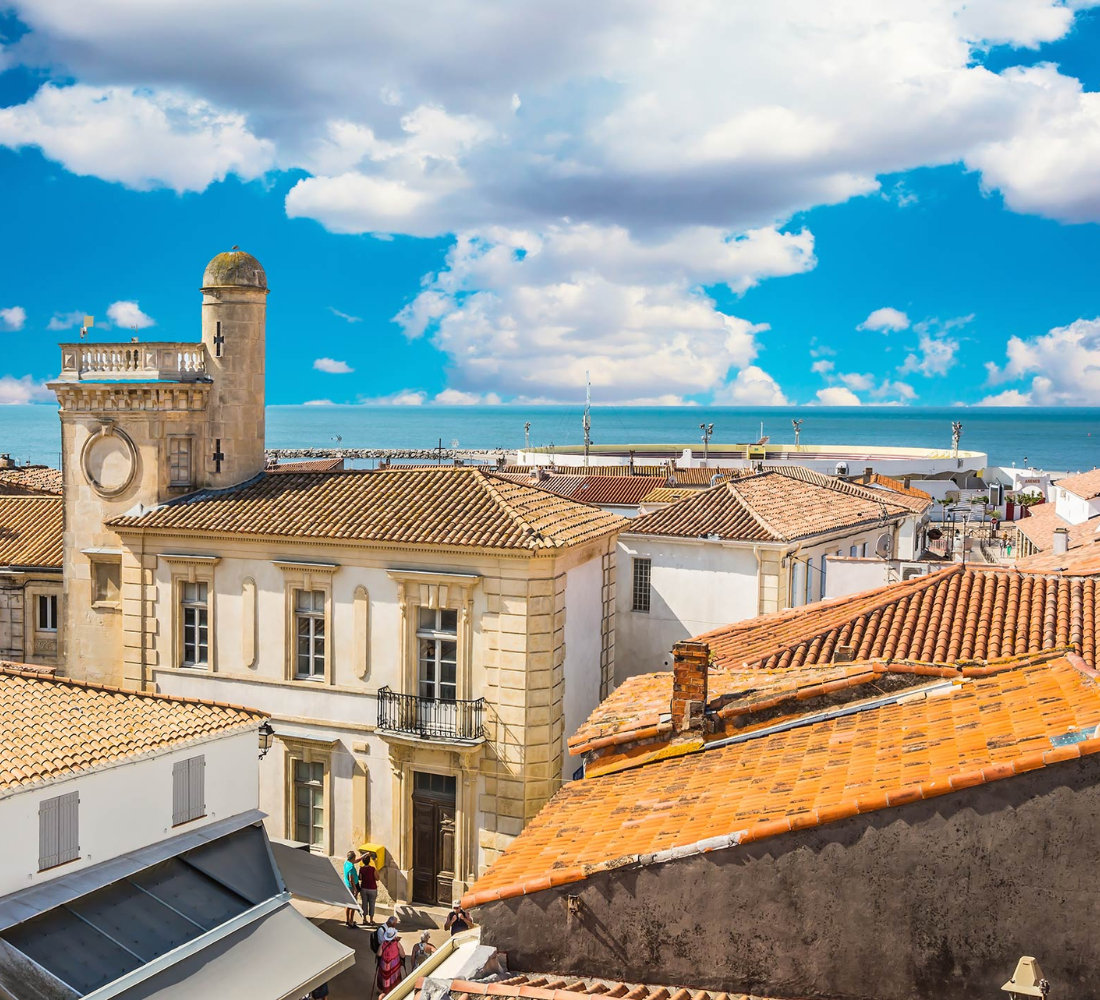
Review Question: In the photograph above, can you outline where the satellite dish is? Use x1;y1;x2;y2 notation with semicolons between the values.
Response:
875;532;894;558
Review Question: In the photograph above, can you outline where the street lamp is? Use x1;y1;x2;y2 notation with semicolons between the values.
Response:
258;721;275;760
700;423;715;463
792;419;803;451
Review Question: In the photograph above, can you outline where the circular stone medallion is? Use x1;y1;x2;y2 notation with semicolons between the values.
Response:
81;425;138;498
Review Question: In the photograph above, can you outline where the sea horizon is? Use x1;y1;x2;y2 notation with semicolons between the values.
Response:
4;402;1100;473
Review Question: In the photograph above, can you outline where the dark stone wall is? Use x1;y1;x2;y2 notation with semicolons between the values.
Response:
476;753;1100;1000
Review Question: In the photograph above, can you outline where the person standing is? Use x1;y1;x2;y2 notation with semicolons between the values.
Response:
375;921;405;995
411;929;436;968
444;900;473;935
342;850;361;928
358;851;379;926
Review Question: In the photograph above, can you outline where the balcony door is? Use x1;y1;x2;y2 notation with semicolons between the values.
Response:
416;607;458;702
411;771;456;905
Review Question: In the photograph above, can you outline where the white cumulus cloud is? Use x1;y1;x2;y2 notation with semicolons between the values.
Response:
983;316;1100;404
313;357;354;374
359;389;428;405
0;307;26;331
0;84;274;193
858;307;910;333
47;311;86;331
815;386;862;406
433;389;503;405
899;330;960;377
106;300;155;329
0;375;52;404
714;366;789;405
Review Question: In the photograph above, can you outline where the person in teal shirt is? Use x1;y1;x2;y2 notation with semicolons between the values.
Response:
342;850;363;928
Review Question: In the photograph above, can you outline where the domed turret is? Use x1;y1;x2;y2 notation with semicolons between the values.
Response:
202;247;267;290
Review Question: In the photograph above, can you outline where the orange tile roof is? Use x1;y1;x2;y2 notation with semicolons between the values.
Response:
465;655;1100;907
571;565;1100;753
424;973;781;1000
493;473;668;506
0;465;62;497
1014;502;1098;552
107;468;626;551
626;468;912;543
502;465;670;478
0;666;266;790
0;495;63;568
1056;468;1100;499
270;457;345;473
857;473;933;512
1014;540;1100;575
639;487;697;504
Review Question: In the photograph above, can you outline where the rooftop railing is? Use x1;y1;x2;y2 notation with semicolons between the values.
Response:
376;686;486;743
56;343;207;382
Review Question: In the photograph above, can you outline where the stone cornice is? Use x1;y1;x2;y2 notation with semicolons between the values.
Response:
51;381;211;413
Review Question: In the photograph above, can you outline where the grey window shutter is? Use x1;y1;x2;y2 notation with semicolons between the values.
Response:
172;759;188;826
38;796;60;870
58;792;79;864
189;756;205;820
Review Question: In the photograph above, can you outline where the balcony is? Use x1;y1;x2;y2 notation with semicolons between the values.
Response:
376;687;486;744
56;343;208;383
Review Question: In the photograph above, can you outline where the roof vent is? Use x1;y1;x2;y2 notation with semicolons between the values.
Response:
1002;956;1050;999
832;644;856;663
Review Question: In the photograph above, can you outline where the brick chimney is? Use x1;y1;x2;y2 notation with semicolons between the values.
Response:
1053;526;1069;555
670;640;710;732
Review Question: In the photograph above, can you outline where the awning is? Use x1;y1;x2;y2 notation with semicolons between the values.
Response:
270;842;357;909
114;903;354;1000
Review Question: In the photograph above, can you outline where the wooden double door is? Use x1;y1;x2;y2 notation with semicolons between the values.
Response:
411;772;456;905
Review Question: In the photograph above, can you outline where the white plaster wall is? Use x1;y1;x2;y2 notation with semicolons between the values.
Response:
615;537;759;681
824;557;890;600
1055;488;1100;526
0;728;257;898
562;558;603;781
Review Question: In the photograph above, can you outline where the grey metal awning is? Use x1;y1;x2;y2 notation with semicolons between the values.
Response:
112;903;354;1000
269;842;357;910
0;821;354;1000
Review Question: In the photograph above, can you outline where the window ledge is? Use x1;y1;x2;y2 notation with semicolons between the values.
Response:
91;601;121;613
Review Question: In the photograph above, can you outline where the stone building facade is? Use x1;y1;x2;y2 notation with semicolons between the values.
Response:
0;495;64;668
49;249;623;901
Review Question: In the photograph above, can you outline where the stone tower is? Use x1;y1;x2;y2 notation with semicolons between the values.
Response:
50;248;269;686
200;248;268;488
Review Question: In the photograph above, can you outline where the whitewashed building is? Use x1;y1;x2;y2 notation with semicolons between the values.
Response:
615;468;930;681
0;665;353;999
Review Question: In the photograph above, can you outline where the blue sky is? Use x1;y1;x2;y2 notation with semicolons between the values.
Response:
3;2;1100;408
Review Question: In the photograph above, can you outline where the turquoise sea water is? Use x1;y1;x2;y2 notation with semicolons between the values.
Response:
3;404;1099;472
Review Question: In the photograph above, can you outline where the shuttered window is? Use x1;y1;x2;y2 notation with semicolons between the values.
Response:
39;791;79;870
172;755;206;826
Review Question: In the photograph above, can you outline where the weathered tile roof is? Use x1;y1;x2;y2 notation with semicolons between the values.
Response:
626;468;912;543
465;654;1100;907
492;473;667;506
1056;468;1100;500
1014;502;1098;552
425;973;777;1000
0;666;266;791
855;473;933;512
639;487;697;504
502;465;670;478
270;457;345;473
571;565;1100;753
107;468;626;551
1015;540;1100;575
0;496;63;569
0;465;62;497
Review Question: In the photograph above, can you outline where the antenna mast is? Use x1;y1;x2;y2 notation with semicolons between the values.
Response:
583;372;592;468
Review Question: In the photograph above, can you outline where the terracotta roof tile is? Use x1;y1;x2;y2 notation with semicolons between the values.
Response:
1014;540;1100;575
107;468;626;551
430;975;771;1000
626;468;912;543
0;666;266;790
270;457;345;473
492;474;668;506
0;495;63;568
572;565;1100;752
1055;468;1100;499
501;465;669;478
0;466;62;497
1013;502;1099;552
466;655;1100;907
639;487;697;504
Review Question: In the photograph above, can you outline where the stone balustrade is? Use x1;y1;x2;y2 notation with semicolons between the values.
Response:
56;343;208;382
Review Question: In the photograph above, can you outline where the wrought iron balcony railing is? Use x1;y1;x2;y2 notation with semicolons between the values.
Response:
376;687;486;742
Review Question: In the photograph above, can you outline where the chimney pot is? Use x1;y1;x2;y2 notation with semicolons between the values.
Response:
1053;526;1069;555
670;640;710;732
